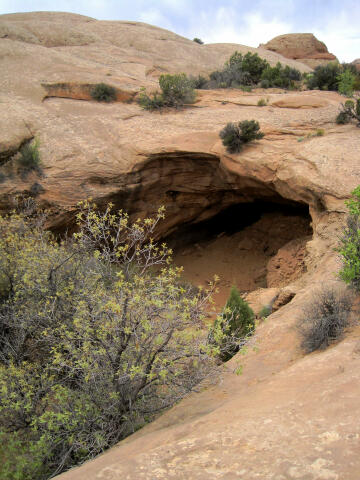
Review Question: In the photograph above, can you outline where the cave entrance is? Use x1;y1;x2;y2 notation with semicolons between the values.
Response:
166;201;312;309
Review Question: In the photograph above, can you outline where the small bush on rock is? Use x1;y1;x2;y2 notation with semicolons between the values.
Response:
18;138;42;177
220;120;264;153
335;98;360;125
90;83;117;102
210;286;255;362
138;88;165;110
297;287;353;353
138;74;196;110
193;37;204;44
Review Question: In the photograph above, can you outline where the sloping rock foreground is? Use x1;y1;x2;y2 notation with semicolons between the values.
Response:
261;33;338;68
1;11;360;480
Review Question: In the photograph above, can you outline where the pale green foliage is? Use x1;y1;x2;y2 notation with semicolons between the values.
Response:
337;69;356;97
0;203;223;479
138;73;196;110
17;138;42;177
338;186;360;289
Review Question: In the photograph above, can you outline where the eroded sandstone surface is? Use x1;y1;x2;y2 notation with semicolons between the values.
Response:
1;11;360;480
261;33;338;68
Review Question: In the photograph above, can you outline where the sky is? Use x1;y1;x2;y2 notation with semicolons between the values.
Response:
0;0;359;62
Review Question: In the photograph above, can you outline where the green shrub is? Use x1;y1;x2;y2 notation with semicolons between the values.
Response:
159;73;196;107
236;52;269;84
193;37;204;45
335;98;360;125
207;51;269;89
90;83;117;102
316;128;325;136
260;62;301;89
188;74;208;89
257;98;267;106
338;185;360;289
307;63;341;91
259;305;271;318
0;203;221;478
297;287;353;353
220;120;264;153
138;88;165;110
17;138;41;176
138;74;196;110
336;110;351;124
337;69;356;96
211;286;255;361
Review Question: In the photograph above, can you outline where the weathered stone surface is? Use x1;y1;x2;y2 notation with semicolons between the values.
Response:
1;11;360;480
261;33;338;68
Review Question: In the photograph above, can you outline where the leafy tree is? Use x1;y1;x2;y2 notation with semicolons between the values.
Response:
220;120;265;153
240;52;269;84
0;202;224;479
193;37;204;44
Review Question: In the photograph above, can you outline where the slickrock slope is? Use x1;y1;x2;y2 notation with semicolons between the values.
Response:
261;33;338;68
1;11;360;480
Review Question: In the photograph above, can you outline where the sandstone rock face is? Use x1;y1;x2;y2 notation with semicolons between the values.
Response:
351;58;360;72
1;11;360;480
261;33;338;68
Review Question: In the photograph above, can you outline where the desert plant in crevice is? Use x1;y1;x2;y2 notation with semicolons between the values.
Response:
17;138;42;178
90;83;117;102
220;120;264;153
209;286;255;362
297;287;354;353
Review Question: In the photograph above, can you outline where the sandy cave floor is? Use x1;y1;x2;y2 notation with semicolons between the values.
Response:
171;208;312;309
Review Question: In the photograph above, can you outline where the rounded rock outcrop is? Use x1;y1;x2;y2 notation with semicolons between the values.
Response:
260;33;338;68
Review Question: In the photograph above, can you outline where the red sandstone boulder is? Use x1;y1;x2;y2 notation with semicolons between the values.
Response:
260;33;338;68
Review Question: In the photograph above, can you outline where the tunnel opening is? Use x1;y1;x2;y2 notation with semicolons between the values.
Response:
165;200;312;308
